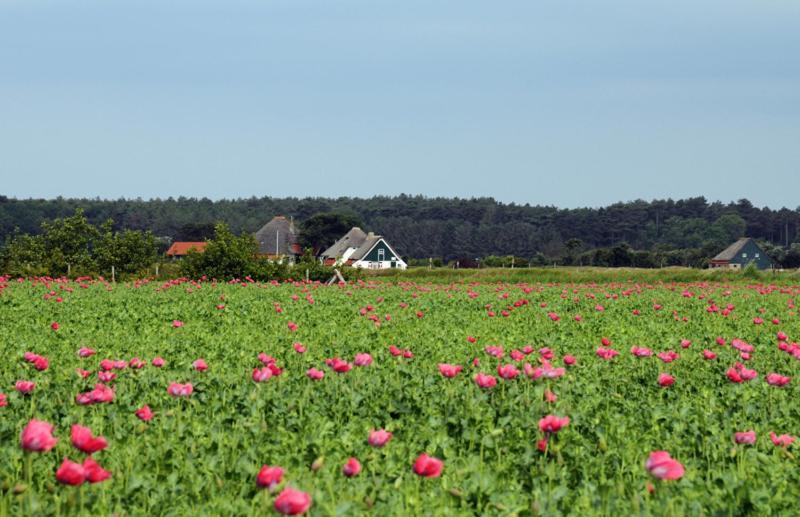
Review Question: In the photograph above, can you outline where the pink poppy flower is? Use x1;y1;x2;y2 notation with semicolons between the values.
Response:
83;457;111;483
702;350;717;360
680;339;692;349
287;321;298;332
645;451;684;480
563;355;576;366
20;419;58;452
438;364;463;378
368;429;392;448
71;425;108;454
0;393;7;407
739;367;758;381
98;371;116;383
658;373;675;387
135;405;154;422
726;368;743;383
474;373;497;388
413;453;443;477
354;353;373;367
256;465;284;490
88;383;114;403
252;367;273;383
152;357;165;367
657;351;679;363
167;383;193;397
595;347;619;360
497;364;520;380
544;390;558;403
51;322;60;331
484;346;504;358
293;342;306;354
172;320;184;328
342;457;361;477
770;432;796;447
56;459;85;485
538;415;570;434
329;358;352;373
766;373;791;387
734;431;756;445
258;353;277;365
524;363;543;380
306;368;324;380
541;363;566;379
274;487;311;515
15;381;35;394
192;359;208;372
631;346;653;357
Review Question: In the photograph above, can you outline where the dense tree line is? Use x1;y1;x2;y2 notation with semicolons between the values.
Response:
1;195;799;268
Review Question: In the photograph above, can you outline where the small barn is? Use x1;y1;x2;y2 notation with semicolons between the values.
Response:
710;238;772;270
254;216;302;263
320;227;407;270
165;242;207;259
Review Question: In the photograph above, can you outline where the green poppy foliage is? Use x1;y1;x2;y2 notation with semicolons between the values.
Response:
0;277;798;515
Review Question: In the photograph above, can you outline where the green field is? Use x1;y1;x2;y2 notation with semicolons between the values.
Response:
1;275;799;515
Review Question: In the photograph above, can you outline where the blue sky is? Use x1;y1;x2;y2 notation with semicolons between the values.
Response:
1;0;798;208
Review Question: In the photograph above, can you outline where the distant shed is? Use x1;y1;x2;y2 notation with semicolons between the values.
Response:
166;242;208;258
710;238;772;270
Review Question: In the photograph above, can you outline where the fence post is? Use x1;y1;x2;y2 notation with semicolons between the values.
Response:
111;265;115;283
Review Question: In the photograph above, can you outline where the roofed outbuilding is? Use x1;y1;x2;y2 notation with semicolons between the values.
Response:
166;242;208;258
710;238;772;270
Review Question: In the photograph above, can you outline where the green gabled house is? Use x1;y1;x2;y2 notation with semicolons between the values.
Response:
710;238;773;270
320;227;407;270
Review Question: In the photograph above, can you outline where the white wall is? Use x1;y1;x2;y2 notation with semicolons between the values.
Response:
352;260;407;270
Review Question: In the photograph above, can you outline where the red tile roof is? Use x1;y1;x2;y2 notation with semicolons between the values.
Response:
166;242;208;256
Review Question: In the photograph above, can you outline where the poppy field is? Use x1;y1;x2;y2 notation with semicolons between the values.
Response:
1;275;799;515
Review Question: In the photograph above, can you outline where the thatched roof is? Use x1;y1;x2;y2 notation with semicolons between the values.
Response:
254;216;299;255
712;238;751;261
320;227;368;259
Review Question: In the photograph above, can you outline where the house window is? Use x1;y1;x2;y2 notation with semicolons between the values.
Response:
378;249;385;261
755;253;760;258
742;253;747;258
